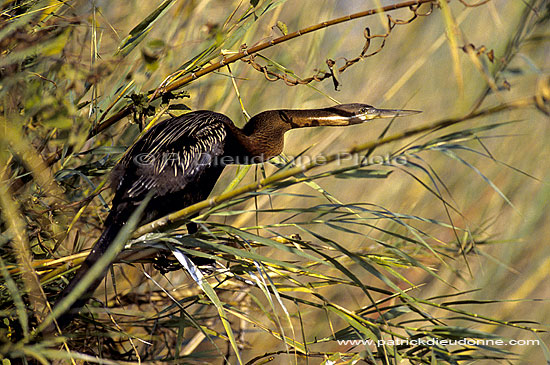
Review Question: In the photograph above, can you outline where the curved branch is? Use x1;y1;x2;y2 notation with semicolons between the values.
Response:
89;0;438;137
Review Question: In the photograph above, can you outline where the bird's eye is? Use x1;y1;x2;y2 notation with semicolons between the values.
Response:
359;107;372;114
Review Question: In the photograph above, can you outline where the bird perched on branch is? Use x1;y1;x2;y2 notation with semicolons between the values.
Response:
46;103;420;332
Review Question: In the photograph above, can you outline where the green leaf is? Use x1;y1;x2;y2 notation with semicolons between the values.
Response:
334;169;392;179
276;20;288;35
115;0;175;56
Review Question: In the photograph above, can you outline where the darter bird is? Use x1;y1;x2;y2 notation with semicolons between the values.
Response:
47;103;420;331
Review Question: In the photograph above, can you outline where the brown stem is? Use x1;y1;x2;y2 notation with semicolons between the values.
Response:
88;0;437;138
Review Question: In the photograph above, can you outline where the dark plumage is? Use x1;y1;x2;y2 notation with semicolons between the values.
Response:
47;104;420;332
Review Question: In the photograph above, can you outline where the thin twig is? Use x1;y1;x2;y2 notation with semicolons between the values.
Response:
88;0;438;137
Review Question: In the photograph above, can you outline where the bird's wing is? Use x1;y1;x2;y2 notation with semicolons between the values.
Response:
112;111;229;200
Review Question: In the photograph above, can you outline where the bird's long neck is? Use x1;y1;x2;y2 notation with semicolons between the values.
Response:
225;104;372;163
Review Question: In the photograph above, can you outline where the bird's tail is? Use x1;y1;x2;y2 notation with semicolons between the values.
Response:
47;214;124;332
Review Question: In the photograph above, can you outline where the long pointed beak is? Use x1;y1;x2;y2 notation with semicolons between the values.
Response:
360;107;422;120
291;104;422;127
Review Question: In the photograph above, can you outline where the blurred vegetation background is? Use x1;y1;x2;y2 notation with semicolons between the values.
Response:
1;0;549;363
